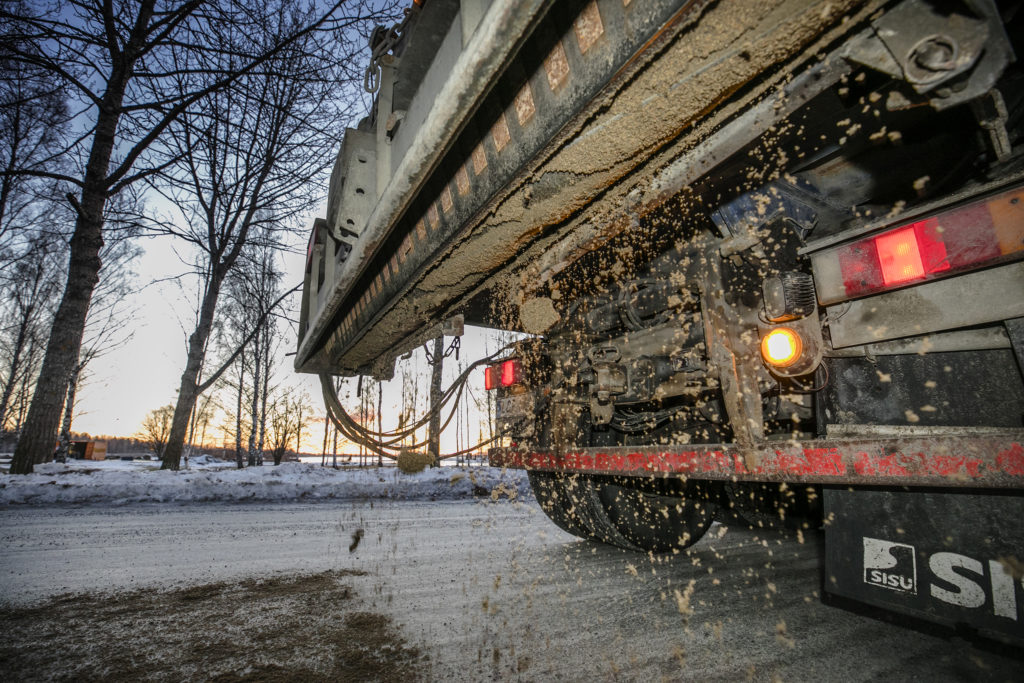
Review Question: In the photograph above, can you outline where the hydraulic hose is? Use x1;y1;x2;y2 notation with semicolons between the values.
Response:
318;343;515;459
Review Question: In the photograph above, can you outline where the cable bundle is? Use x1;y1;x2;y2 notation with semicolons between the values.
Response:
318;344;513;461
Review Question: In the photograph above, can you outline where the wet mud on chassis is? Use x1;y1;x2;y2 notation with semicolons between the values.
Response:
481;0;1024;645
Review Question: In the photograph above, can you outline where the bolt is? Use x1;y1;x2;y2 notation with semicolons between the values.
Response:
910;36;957;73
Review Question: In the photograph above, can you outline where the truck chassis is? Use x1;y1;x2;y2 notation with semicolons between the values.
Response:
298;0;1024;645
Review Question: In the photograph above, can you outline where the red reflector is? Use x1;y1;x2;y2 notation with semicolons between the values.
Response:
484;366;498;391
914;217;951;275
875;226;925;286
838;239;883;297
500;359;521;387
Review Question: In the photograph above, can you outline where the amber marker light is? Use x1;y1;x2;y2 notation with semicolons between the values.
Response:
761;327;803;367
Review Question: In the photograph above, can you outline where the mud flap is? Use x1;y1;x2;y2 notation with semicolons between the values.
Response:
823;488;1024;646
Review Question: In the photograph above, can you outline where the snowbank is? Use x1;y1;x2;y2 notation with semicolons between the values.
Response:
0;459;532;506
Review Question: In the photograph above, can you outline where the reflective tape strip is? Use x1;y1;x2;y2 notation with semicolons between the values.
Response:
490;435;1024;488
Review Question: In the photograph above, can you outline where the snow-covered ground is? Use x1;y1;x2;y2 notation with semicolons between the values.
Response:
0;457;531;506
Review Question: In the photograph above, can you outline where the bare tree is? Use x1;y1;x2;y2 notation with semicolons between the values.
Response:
152;0;386;470
224;245;285;468
138;404;175;458
0;235;63;436
216;361;251;469
427;336;445;466
293;394;310;460
240;242;284;467
0;41;70;266
206;337;251;469
219;267;263;468
0;34;71;445
187;391;217;454
268;389;312;465
204;239;288;468
208;276;252;468
398;354;422;449
3;0;363;474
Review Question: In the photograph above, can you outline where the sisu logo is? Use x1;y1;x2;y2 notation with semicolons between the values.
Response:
863;537;917;594
861;539;1024;620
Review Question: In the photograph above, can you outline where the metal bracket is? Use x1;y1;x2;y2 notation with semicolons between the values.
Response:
972;89;1012;161
842;0;1012;110
699;249;765;446
385;109;406;141
588;361;627;426
442;314;465;337
587;345;621;363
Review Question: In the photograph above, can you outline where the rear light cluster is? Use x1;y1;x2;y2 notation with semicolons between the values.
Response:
484;359;522;390
813;186;1024;304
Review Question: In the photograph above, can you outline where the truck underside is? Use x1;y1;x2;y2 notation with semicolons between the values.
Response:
298;0;1024;644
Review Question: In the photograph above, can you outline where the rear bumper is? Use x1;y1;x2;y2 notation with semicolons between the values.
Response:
490;430;1024;489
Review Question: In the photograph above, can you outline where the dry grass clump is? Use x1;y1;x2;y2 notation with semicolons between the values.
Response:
397;449;434;474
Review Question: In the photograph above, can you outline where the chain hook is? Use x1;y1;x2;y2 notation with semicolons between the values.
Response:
362;6;419;94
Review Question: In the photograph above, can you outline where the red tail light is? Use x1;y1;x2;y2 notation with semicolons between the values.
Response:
875;225;928;285
500;359;522;387
814;186;1024;304
484;359;523;390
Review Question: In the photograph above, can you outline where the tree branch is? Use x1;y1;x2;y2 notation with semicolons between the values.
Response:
196;282;300;394
104;0;345;188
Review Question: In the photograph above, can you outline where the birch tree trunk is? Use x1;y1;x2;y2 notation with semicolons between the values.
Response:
235;349;246;469
162;271;226;470
246;326;260;467
0;313;30;432
257;328;270;466
376;381;383;467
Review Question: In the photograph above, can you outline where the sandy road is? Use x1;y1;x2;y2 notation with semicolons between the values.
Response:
1;500;1019;681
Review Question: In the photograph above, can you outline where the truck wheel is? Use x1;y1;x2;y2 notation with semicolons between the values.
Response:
528;471;713;552
598;482;715;553
528;470;646;548
527;470;602;541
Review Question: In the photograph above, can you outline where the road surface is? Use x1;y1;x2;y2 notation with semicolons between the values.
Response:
1;500;1020;680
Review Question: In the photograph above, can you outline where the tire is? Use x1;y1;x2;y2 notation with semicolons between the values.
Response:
528;471;714;552
527;470;599;540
